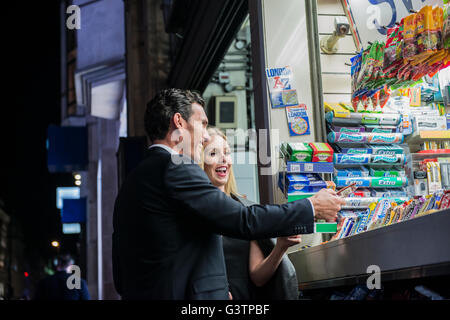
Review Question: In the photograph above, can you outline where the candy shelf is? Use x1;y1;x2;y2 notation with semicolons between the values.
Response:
288;208;450;290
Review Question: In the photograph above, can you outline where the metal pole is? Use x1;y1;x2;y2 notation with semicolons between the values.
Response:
305;0;326;142
97;121;103;300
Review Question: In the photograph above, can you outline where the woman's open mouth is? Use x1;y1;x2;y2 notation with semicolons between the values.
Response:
215;166;228;178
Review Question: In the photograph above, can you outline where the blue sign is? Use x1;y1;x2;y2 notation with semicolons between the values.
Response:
61;198;87;223
47;125;88;172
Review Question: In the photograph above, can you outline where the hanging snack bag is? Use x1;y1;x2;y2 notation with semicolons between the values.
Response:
384;27;398;69
403;13;418;60
444;0;450;49
357;44;377;90
433;6;444;50
417;6;437;58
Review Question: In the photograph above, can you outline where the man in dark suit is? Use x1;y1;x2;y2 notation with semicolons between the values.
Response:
112;88;344;300
34;254;90;300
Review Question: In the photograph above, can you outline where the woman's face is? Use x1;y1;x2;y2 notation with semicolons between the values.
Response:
203;135;232;189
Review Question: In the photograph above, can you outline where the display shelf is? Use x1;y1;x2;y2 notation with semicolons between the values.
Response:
286;162;334;173
406;130;450;145
288;208;450;290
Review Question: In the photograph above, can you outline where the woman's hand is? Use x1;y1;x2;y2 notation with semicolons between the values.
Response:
275;235;302;251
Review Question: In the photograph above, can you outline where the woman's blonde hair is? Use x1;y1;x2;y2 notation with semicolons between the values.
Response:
200;127;240;196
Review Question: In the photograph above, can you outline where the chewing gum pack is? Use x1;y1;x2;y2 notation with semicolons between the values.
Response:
309;142;334;162
286;142;312;162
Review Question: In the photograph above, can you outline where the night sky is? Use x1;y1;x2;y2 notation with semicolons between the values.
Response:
1;1;67;262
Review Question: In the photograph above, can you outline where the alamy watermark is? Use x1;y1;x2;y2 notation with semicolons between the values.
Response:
169;128;283;176
366;264;381;290
66;5;81;30
66;265;81;290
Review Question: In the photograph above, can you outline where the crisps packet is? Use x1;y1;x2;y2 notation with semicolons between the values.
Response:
444;0;450;49
403;13;418;60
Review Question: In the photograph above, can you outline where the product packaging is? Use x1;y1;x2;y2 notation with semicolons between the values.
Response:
414;171;429;196
352;188;372;197
370;154;406;165
334;154;371;164
286;142;313;162
439;191;450;209
444;0;450;49
334;177;371;188
328;132;368;144
426;161;442;193
370;188;408;198
309;142;334;162
335;176;407;188
282;173;327;194
369;167;405;177
334;166;370;177
370;177;408;188
337;144;372;154
331;125;365;133
367;133;404;144
361;113;401;125
414;115;448;131
364;125;397;133
440;162;450;189
366;198;391;230
370;145;404;155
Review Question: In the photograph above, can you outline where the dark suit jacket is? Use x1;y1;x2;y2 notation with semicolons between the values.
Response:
112;146;314;300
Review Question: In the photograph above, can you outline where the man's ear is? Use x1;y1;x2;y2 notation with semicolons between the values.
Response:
172;113;184;129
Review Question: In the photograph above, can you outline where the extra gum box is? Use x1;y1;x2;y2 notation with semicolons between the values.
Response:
370;145;404;155
334;166;369;177
309;142;333;162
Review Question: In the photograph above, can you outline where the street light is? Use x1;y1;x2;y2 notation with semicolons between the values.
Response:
51;241;60;248
74;174;81;180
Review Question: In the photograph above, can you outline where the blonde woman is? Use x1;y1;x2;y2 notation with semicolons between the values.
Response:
201;127;301;300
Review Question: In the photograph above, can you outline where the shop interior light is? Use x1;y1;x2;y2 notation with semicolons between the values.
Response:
51;241;60;248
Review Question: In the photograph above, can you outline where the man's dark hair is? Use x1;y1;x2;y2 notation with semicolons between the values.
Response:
144;88;205;142
57;254;74;269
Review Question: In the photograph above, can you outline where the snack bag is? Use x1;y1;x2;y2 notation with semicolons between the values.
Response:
384;27;399;72
417;6;438;58
444;0;450;49
403;13;418;60
379;85;391;109
433;6;444;50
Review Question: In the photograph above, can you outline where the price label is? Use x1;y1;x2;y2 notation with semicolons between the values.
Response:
304;163;314;172
291;164;300;172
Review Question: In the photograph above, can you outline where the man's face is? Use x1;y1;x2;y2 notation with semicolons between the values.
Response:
184;103;210;162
